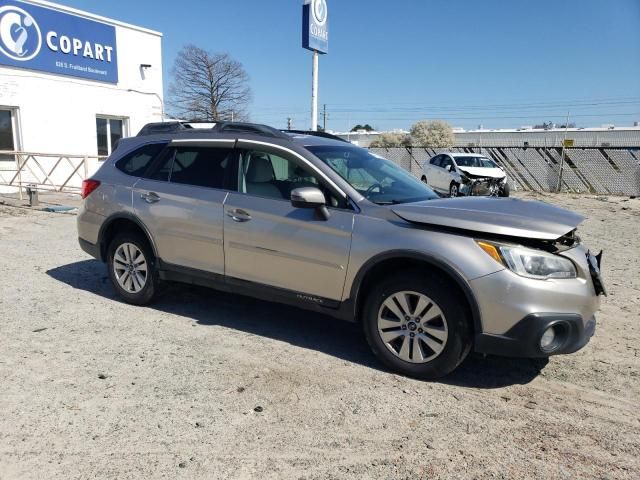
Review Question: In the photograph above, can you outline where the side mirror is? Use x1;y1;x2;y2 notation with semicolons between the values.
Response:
291;187;330;220
446;165;453;172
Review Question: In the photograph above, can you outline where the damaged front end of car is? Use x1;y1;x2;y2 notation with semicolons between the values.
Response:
459;170;508;197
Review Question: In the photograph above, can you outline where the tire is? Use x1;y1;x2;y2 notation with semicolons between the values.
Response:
449;182;460;197
107;231;158;305
500;182;510;197
421;175;428;185
363;273;472;379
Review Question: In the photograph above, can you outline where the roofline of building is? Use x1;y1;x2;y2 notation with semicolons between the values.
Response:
23;0;163;37
332;126;640;135
457;127;640;134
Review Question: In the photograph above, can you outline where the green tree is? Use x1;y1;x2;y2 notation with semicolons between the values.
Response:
410;120;455;147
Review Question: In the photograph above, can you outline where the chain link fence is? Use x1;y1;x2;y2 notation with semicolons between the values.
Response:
369;146;640;196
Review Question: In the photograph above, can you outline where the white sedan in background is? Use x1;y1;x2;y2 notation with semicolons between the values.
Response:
421;153;510;197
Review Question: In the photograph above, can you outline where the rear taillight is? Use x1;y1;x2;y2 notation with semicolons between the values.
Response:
81;179;101;199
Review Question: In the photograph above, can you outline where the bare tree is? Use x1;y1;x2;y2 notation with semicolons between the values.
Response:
168;45;252;121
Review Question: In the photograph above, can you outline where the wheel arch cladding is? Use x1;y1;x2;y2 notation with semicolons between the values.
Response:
99;214;157;262
351;251;482;335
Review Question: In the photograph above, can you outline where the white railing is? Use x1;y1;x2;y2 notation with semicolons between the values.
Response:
0;151;106;195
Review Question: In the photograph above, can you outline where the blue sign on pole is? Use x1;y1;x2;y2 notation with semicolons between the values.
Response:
302;0;328;54
0;0;118;83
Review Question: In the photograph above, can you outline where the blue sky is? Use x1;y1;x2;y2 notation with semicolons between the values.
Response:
59;0;640;131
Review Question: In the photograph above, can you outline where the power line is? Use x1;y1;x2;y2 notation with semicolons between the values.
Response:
327;101;640;114
249;98;640;121
249;95;640;113
322;112;640;121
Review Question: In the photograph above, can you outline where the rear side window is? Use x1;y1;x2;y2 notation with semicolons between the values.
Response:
430;155;442;167
169;147;234;189
115;143;167;177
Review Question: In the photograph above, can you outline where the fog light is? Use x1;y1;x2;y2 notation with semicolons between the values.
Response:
540;327;556;351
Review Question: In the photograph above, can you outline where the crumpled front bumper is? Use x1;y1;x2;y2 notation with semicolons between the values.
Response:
459;177;506;196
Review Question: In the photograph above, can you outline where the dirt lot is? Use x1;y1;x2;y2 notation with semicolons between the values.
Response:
0;192;638;479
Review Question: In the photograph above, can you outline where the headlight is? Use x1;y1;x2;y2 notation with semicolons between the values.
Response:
476;241;577;279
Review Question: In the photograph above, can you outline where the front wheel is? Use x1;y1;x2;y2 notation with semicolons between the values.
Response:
449;182;460;197
363;274;472;379
107;232;158;305
500;182;511;197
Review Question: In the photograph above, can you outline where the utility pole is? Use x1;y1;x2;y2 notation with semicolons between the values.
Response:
323;104;327;131
287;117;293;130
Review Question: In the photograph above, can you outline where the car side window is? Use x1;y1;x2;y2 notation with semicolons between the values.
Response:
168;147;234;189
238;149;345;208
115;143;167;177
441;156;453;170
430;155;442;167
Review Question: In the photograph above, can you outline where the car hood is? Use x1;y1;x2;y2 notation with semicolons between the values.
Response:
391;197;584;240
457;166;505;179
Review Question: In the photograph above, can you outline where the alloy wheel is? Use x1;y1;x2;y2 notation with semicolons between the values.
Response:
113;243;148;293
377;290;448;363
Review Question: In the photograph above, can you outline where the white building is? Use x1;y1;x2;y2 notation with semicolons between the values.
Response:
0;0;163;170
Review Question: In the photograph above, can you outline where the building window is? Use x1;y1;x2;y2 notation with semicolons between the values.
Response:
0;108;18;161
96;116;128;156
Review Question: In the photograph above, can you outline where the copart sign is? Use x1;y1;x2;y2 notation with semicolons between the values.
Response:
0;0;118;83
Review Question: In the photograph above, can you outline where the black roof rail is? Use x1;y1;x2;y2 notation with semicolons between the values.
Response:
213;122;290;139
137;121;293;140
136;121;194;136
283;129;350;143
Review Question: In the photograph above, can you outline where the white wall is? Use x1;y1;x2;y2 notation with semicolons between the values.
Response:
0;11;163;157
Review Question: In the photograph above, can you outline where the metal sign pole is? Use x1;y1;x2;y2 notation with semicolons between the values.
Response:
311;50;319;131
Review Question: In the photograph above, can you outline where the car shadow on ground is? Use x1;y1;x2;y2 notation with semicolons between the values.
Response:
47;260;548;389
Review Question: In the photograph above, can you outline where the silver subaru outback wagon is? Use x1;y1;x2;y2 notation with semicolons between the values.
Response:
77;122;606;379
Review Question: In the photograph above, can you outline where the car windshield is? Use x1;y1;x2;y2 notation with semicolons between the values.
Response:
455;156;497;168
307;145;438;204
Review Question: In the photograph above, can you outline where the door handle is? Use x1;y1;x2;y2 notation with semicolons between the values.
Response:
141;191;160;204
227;208;252;222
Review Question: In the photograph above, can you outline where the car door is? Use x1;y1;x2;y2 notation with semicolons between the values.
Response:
439;155;455;189
223;141;354;302
428;155;444;191
132;139;236;274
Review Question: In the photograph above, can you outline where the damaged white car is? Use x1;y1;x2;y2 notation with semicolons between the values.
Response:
421;153;510;197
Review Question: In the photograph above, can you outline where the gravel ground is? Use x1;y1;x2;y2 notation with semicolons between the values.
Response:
0;192;638;479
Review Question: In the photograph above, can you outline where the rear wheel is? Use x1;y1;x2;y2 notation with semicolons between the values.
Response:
449;182;460;197
107;232;158;305
421;175;428;185
363;274;472;379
